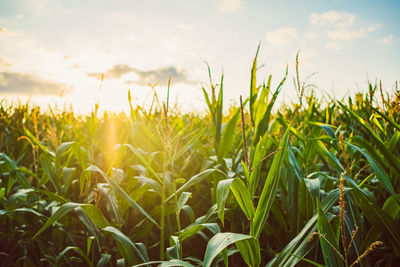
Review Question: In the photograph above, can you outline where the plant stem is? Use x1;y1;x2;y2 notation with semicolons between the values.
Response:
160;153;166;260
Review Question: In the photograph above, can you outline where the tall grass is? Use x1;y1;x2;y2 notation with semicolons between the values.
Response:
1;47;400;266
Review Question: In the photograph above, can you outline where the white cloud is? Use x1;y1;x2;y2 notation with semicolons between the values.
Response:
325;42;342;50
266;27;298;46
217;0;243;13
309;10;381;41
367;23;381;32
378;34;394;45
327;27;366;40
310;11;355;28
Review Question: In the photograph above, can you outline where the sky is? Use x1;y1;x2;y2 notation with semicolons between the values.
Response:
0;0;399;113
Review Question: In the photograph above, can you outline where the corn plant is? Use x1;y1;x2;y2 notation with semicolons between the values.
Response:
1;47;399;266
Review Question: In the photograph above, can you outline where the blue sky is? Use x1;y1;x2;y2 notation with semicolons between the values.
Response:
0;0;399;112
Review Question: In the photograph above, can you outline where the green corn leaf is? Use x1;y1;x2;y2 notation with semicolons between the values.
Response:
86;236;95;257
236;238;261;267
253;70;287;145
96;254;112;267
316;199;343;267
33;202;109;239
216;178;234;225
134;176;162;196
80;205;109;228
57;246;93;267
203;232;255;267
167;128;206;165
23;128;55;157
202;87;213;115
120;144;163;183
179;225;205;242
33;202;82;239
288;145;303;181
218;109;240;158
159;260;196;267
103;226;149;266
387;130;400;152
306;121;336;138
280;252;326;267
62;167;76;191
55;141;75;160
316;140;343;172
249;42;261;125
230;178;255;221
166;169;226;203
85;165;160;228
252;126;290;239
249;134;271;196
267;188;345;267
338;101;400;174
215;73;224;148
3;207;45;217
35;189;68;203
167;235;180;260
177;192;192;214
382;194;400;220
352;190;400;250
39;154;60;193
373;108;400;132
179;223;220;242
347;142;395;195
241;160;250;183
254;76;271;126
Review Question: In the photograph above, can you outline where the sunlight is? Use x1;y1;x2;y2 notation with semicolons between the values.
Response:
105;114;117;167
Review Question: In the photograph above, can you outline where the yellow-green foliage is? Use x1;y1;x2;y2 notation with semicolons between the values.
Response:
0;53;400;266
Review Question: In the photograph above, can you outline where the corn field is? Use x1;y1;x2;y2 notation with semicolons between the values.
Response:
1;48;400;267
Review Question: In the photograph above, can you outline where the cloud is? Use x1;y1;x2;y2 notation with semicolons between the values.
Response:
87;65;196;86
309;10;380;41
367;23;381;32
0;72;70;95
378;34;394;45
265;27;298;46
217;0;243;13
327;27;366;40
127;66;196;86
87;64;135;80
310;11;355;28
